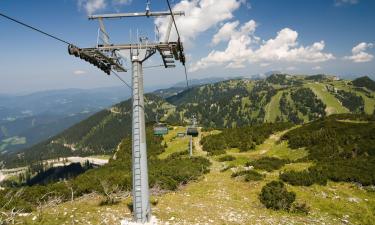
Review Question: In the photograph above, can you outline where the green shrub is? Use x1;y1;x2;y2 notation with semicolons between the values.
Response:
99;197;119;206
280;168;327;186
259;181;296;211
167;150;189;159
290;202;310;215
246;157;289;172
200;123;293;155
231;170;264;181
317;158;375;186
220;164;235;172
217;155;236;162
282;117;375;186
0;127;211;210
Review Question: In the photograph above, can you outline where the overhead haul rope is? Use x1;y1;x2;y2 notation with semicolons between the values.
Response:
0;12;132;90
0;12;72;45
165;0;190;90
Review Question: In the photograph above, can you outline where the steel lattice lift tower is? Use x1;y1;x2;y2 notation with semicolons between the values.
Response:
67;2;186;223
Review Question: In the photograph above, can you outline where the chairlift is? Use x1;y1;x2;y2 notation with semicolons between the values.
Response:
153;114;168;136
186;115;199;137
154;123;168;136
186;127;198;137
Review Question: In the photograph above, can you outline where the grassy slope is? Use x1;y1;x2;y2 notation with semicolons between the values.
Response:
16;126;375;224
158;127;189;159
264;90;283;123
304;82;349;115
155;129;375;224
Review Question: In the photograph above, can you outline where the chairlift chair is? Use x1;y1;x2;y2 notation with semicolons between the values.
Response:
186;127;198;137
153;123;168;136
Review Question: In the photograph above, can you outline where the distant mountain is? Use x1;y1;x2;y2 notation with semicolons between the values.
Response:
165;74;374;126
152;87;186;99
1;94;172;168
2;74;375;168
352;76;375;91
0;86;132;154
173;77;234;87
0;87;131;120
0;113;92;154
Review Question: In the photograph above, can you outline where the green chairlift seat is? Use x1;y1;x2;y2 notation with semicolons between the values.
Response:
154;123;168;136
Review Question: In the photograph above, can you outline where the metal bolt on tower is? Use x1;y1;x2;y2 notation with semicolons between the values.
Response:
66;2;186;223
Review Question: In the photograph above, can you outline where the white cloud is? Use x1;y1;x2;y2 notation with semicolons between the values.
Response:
312;66;322;70
190;23;335;72
73;70;87;75
335;0;359;6
344;42;374;63
254;28;334;63
154;0;244;45
211;21;240;46
211;20;257;46
113;0;132;5
78;0;106;15
285;66;297;71
78;0;132;15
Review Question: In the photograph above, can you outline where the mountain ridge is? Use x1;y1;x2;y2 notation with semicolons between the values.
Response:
1;74;375;168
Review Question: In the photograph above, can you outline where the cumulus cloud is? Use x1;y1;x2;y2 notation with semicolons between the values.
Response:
154;0;244;45
285;66;297;71
312;66;322;70
190;23;335;72
78;0;106;15
255;29;334;63
78;0;132;15
334;0;359;6
190;20;256;71
73;70;87;75
344;42;374;63
211;21;240;46
211;20;257;46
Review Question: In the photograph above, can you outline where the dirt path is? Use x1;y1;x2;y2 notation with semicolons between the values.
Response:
0;171;5;183
193;128;207;157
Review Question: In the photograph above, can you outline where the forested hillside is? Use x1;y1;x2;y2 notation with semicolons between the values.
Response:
166;74;375;127
352;76;375;91
0;126;210;212
2;74;375;168
1;95;174;167
281;114;375;186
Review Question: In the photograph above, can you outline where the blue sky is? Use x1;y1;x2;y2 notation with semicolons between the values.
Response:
0;0;374;94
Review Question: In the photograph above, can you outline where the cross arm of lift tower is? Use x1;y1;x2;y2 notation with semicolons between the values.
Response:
87;10;186;69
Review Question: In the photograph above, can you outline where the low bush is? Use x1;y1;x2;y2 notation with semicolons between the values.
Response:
259;181;296;211
280;168;327;186
200;123;293;155
282;117;375;186
167;150;189;159
0;127;211;211
220;164;235;172
246;157;289;172
231;170;264;181
217;155;236;162
317;158;375;186
290;202;310;215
